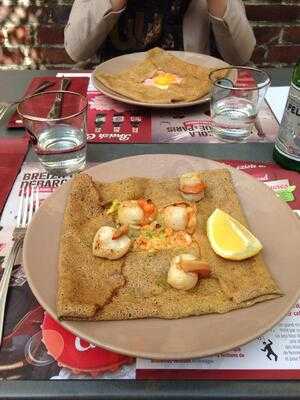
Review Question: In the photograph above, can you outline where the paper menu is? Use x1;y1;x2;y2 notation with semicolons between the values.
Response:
86;91;152;143
137;304;300;379
86;91;279;144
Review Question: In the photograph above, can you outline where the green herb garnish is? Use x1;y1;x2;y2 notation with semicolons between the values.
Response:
107;199;120;215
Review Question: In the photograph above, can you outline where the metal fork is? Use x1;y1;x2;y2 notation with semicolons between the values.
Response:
0;187;39;347
0;80;54;121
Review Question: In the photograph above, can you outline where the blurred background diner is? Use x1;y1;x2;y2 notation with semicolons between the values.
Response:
0;0;299;70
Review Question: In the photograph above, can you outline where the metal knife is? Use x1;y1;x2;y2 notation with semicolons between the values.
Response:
47;78;71;119
29;80;55;97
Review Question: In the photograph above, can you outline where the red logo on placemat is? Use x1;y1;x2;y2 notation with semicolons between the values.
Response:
41;313;134;376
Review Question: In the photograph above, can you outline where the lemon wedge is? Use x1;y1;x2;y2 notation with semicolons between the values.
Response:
207;208;263;260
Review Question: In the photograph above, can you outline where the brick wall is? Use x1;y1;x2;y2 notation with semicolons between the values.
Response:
248;0;300;66
0;0;299;70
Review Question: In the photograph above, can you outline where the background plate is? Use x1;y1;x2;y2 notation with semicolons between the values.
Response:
23;155;300;359
91;51;228;108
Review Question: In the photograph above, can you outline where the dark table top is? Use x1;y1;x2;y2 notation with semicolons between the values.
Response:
0;67;297;400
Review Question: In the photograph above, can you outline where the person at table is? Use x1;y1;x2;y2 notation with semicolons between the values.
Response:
64;0;256;65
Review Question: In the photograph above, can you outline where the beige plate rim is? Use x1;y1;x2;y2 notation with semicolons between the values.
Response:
23;155;300;359
91;51;229;108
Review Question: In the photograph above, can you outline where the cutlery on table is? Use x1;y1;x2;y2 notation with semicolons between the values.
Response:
0;80;55;121
47;78;71;119
0;187;39;348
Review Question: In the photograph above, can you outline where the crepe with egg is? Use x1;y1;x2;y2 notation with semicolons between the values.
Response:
57;170;282;321
94;47;228;104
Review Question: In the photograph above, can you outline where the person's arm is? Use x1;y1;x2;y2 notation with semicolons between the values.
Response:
64;0;126;62
208;0;256;65
207;0;227;18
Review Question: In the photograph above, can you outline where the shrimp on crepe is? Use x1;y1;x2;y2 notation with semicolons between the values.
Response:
117;199;156;228
167;254;211;290
93;225;131;260
163;202;197;234
179;172;207;202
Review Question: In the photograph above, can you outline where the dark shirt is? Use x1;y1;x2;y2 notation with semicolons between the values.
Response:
100;0;191;61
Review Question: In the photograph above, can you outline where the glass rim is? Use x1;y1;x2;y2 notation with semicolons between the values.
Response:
209;66;271;91
17;90;88;123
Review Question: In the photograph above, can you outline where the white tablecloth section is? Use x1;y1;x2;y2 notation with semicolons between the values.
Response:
265;86;289;123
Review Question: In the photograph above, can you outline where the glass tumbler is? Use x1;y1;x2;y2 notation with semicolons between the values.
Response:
209;67;271;142
18;90;88;175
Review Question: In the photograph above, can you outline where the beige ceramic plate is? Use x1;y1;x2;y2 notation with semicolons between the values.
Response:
23;155;300;359
91;51;229;108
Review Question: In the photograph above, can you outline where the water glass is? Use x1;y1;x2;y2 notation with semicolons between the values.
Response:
209;67;271;142
18;90;88;175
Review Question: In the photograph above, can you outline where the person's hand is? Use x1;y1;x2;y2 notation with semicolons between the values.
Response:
207;0;227;18
110;0;127;11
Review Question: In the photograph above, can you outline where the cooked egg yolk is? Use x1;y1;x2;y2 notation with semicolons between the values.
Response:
144;72;182;90
153;73;178;87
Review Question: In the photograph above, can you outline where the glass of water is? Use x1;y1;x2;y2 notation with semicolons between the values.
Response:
209;67;270;142
18;90;88;175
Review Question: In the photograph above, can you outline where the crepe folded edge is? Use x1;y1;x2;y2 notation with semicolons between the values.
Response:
56;174;123;320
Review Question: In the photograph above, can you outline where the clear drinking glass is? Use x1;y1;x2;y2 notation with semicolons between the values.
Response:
18;90;88;175
209;67;271;142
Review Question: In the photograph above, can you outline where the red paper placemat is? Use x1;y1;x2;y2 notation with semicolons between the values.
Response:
0;137;29;214
7;77;89;129
223;160;300;210
86;93;278;144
